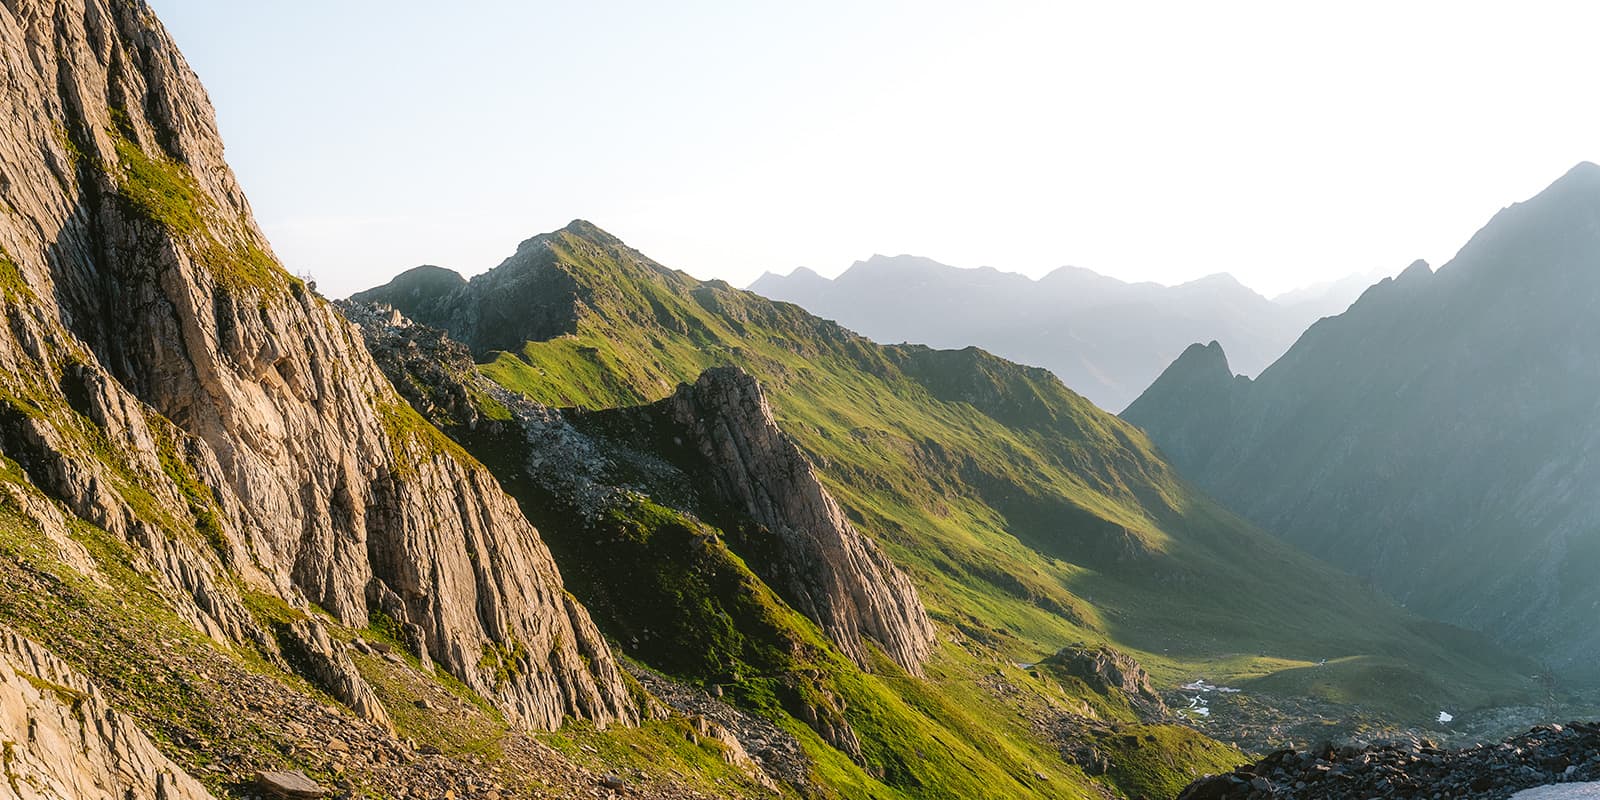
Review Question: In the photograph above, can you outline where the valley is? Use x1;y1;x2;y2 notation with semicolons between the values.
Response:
0;2;1592;799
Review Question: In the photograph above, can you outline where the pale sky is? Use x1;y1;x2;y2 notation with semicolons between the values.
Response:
148;1;1600;299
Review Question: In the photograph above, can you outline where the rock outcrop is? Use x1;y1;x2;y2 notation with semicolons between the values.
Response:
1043;644;1167;718
343;298;936;676
278;618;390;728
1178;723;1600;799
0;627;217;800
668;368;936;674
0;0;633;730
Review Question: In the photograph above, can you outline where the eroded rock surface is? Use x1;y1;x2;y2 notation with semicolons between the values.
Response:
1044;643;1168;718
667;367;935;674
0;0;633;731
0;627;217;800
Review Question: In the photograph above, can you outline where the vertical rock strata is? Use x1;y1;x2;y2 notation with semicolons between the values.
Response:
0;0;633;730
669;368;936;674
0;627;218;800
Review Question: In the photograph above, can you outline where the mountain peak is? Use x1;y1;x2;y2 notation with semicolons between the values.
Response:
1438;163;1600;285
748;266;828;293
1397;258;1432;282
1518;161;1600;210
513;219;624;254
559;218;612;238
1557;160;1600;185
1181;340;1232;372
1121;340;1245;470
1186;273;1247;289
845;254;953;277
1129;340;1236;402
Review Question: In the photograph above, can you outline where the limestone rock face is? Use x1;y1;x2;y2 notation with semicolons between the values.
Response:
0;627;218;800
668;368;936;674
0;0;633;730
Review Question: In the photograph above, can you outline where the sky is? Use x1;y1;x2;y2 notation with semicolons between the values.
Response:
147;1;1600;299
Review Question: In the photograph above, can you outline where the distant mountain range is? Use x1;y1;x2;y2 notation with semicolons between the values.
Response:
750;258;1389;411
1125;162;1600;675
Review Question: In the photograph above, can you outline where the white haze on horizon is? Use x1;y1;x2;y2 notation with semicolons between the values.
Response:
148;1;1600;299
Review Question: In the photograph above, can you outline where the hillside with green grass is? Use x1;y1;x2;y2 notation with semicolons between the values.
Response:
354;222;1545;778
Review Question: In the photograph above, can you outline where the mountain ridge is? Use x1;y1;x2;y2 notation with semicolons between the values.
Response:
748;254;1387;411
0;2;1575;798
356;218;1544;762
1124;162;1600;674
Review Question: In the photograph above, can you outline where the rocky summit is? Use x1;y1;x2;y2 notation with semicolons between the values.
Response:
665;367;937;674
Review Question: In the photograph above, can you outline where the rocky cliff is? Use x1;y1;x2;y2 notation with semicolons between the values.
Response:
342;300;936;676
666;368;936;674
1042;644;1167;719
0;0;632;730
0;627;217;800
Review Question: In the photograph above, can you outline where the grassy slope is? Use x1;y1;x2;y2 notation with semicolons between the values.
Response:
0;125;793;797
0;463;794;799
473;225;1536;731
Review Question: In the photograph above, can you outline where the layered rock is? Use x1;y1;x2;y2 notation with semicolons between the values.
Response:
667;368;936;674
1043;644;1167;719
0;627;217;800
1178;723;1600;799
343;297;936;676
278;618;390;728
0;0;633;730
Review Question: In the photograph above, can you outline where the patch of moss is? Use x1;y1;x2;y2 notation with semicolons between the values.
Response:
241;588;306;629
1;740;18;797
540;716;795;799
366;608;407;647
376;396;477;479
0;247;35;304
352;647;509;761
106;111;291;297
21;672;88;714
479;638;528;692
1094;723;1244;800
468;386;514;422
149;418;228;560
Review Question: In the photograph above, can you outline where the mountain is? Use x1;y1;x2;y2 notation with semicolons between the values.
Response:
1270;266;1396;320
0;2;1565;798
0;2;844;798
1124;163;1600;677
354;220;1552;790
748;256;1384;412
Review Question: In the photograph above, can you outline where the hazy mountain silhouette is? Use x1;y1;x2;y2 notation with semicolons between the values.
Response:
1124;162;1600;674
750;258;1384;411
